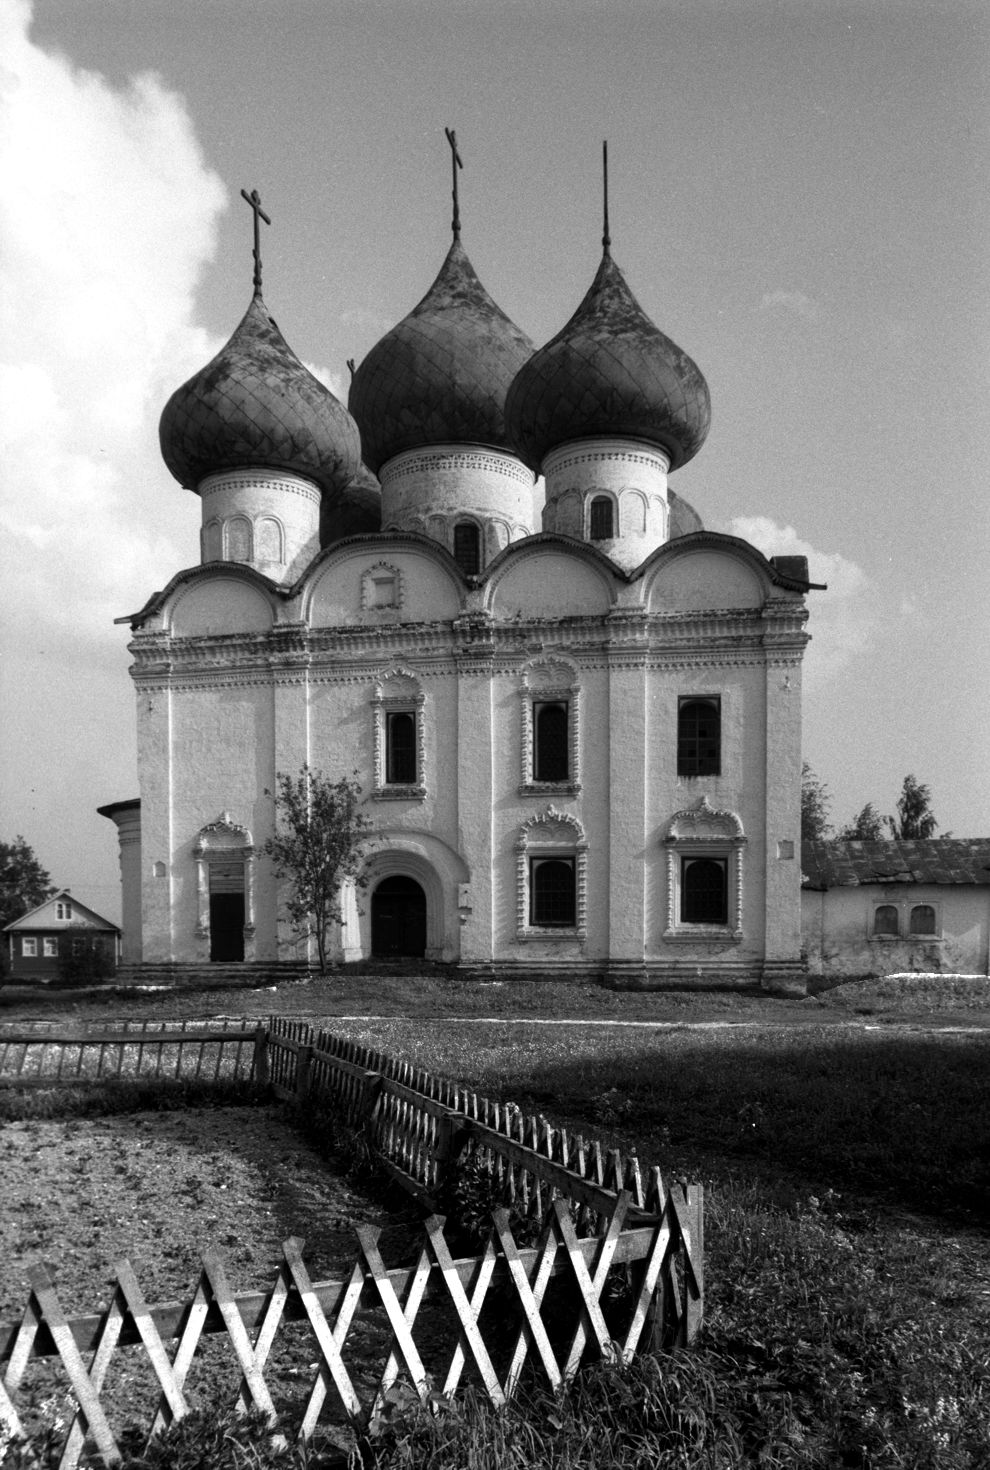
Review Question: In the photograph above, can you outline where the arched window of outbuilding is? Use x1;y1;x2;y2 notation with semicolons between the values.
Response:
909;904;937;936
453;521;481;576
589;496;614;540
873;904;899;937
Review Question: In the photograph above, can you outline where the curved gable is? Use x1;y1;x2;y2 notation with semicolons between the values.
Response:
304;541;463;628
643;535;768;612
169;574;274;636
486;541;615;618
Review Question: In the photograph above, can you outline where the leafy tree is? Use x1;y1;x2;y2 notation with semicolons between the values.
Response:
264;766;372;974
800;762;833;843
838;802;885;842
888;774;939;840
57;927;117;987
0;836;55;929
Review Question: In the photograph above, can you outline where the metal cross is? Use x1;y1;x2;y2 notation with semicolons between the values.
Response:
602;141;611;257
240;187;271;296
444;127;463;241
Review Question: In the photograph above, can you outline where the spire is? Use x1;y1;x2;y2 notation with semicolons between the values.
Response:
602;140;611;259
240;187;271;298
444;127;463;241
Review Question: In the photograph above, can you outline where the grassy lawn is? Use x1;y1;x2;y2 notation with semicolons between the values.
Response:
2;974;988;1466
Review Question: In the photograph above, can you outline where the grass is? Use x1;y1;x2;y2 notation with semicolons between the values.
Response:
2;978;989;1466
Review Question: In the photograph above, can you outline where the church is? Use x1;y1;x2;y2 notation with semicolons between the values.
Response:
99;164;819;994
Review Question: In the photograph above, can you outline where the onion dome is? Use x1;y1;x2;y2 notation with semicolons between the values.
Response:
348;239;534;474
505;251;710;473
320;461;382;545
159;293;361;497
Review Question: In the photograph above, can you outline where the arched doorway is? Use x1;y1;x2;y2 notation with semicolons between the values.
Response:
371;875;427;958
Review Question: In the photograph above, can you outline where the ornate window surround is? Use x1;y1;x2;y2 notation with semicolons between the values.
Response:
515;806;588;941
361;561;403;613
192;813;255;940
663;796;745;941
371;668;426;801
518;661;581;797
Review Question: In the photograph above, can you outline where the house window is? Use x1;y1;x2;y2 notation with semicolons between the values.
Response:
453;521;481;576
530;857;576;927
386;712;417;785
681;857;728;925
43;938;58;957
873;905;899;937
22;938;37;957
678;698;721;777
589;496;614;540
909;904;937;936
533;702;569;782
56;901;73;920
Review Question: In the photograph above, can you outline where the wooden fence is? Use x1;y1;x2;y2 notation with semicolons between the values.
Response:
0;1019;254;1089
0;1017;703;1464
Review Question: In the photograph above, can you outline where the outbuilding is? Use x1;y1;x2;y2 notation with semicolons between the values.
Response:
3;890;121;982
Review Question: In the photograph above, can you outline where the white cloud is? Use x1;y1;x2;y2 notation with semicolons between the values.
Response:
724;515;876;687
0;0;227;641
758;289;823;324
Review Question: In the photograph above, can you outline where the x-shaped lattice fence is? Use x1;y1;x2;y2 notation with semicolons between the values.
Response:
0;1188;701;1468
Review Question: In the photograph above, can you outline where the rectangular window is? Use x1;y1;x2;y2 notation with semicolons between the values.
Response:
677;697;721;777
386;710;417;785
43;938;58;957
530;857;576;927
55;900;73;920
533;701;569;782
371;574;397;608
681;857;728;925
22;937;37;957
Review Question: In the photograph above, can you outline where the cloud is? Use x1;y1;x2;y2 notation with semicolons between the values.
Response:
724;515;876;687
0;0;227;641
758;289;823;324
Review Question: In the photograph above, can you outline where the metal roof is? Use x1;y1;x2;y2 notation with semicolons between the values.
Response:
802;838;990;890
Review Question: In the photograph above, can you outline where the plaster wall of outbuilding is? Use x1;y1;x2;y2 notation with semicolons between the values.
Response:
801;884;990;977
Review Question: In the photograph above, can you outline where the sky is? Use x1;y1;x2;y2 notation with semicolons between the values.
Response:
1;0;988;924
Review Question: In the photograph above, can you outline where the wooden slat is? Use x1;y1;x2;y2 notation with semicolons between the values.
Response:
26;1266;119;1465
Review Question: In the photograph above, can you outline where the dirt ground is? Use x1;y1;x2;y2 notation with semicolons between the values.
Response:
0;1104;428;1445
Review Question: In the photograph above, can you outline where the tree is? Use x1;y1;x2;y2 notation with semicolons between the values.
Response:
838;802;885;842
57;927;117;987
0;836;55;930
800;762;833;843
264;767;373;974
888;774;939;840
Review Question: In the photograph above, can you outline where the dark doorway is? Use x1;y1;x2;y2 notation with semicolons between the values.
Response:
209;860;245;961
210;893;245;961
371;875;427;958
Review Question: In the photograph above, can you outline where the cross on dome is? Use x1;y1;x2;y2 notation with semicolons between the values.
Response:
240;187;271;297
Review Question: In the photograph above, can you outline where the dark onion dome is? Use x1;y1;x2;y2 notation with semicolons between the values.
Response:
505;252;711;473
348;239;535;474
320;462;382;545
159;293;361;497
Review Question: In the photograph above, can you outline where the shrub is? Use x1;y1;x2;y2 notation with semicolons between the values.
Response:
55;927;117;987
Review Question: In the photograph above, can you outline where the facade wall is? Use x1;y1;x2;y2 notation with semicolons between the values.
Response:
127;533;809;986
802;884;990;976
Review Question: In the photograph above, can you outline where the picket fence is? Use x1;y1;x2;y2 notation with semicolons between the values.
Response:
0;1018;252;1089
0;1017;703;1466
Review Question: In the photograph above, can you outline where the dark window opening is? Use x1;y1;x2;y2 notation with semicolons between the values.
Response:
590;496;614;540
453;522;481;576
873;904;899;937
909;904;936;936
678;697;721;777
386;711;417;785
530;857;576;927
534;701;569;782
681;857;728;925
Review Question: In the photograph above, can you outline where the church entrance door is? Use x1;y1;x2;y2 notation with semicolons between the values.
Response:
371;876;427;958
209;860;245;962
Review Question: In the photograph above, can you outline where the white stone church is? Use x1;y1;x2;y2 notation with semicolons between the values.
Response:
100;190;819;993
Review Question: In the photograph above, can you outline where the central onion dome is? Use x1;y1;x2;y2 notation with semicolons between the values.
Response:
348;239;534;473
159;293;361;497
505;250;711;473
